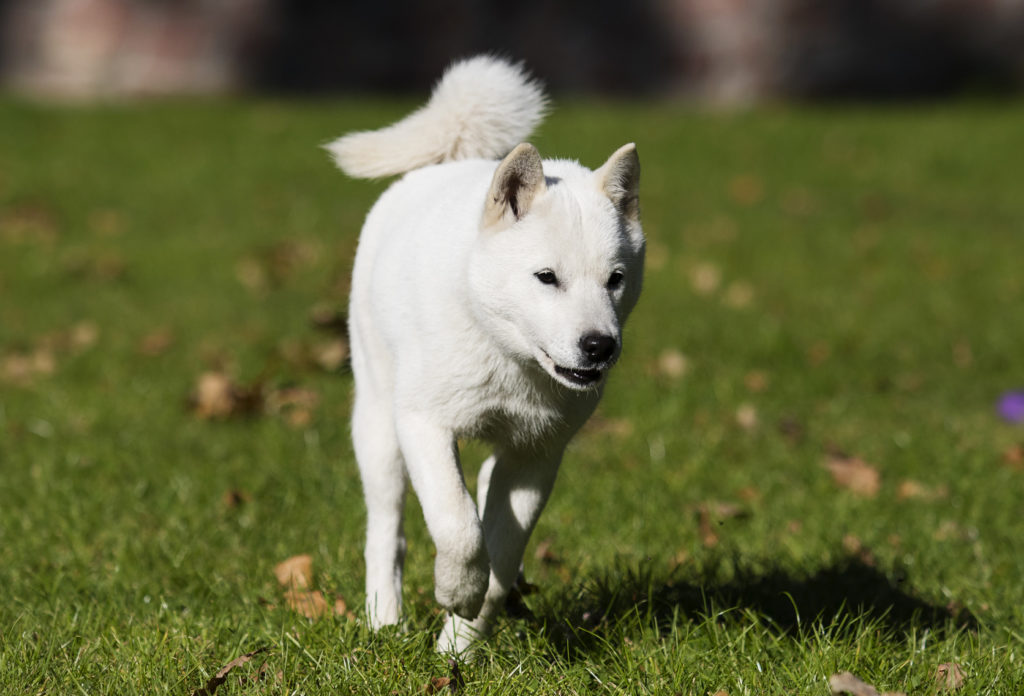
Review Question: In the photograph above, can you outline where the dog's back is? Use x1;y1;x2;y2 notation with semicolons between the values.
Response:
326;56;547;179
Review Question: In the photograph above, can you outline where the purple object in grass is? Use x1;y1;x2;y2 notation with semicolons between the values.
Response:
998;391;1024;424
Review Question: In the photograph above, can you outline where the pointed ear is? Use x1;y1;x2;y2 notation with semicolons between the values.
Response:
596;143;640;221
483;143;546;228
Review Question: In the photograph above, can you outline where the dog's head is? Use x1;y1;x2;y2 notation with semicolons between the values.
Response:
468;143;645;391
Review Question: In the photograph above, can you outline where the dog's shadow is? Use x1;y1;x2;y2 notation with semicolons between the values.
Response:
513;555;978;657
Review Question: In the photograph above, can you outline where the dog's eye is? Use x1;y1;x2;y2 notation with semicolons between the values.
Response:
535;270;559;286
607;270;624;289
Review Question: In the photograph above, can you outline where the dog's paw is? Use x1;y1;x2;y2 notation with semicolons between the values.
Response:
434;540;490;619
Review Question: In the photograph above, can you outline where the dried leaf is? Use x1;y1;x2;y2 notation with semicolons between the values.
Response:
744;370;769;392
656;348;688;379
69;321;99;352
696;501;747;548
896;479;949;501
808;341;832;366
189;372;263;419
424;659;464;694
424;677;452;694
0;203;59;246
274;554;313;590
190;646;269;696
935;663;965;692
828;671;907;696
584;414;634;438
284;589;330;619
309;303;349;335
825;454;881;497
728;174;764;206
778;417;806;445
735;403;758;430
139;327;175;356
312;338;350;371
1004;444;1023;469
722;281;755;309
534;539;563;565
698;506;718;548
690;262;721;295
222;489;250;509
264;386;319;428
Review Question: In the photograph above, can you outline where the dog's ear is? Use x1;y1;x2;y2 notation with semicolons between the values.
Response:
483;143;546;228
596;143;640;222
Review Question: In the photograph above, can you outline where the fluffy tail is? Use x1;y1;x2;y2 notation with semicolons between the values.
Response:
326;56;547;179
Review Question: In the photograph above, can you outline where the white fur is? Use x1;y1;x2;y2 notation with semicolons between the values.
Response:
331;56;644;654
326;56;547;179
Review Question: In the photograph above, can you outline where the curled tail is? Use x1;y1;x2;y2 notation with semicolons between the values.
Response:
326;56;547;179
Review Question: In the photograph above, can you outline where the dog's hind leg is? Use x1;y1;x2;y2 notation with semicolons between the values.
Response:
352;387;407;629
438;446;562;653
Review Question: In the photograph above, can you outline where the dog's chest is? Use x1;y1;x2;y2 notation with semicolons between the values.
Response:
447;366;590;450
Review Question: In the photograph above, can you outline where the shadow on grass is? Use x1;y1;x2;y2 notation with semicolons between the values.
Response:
517;556;978;657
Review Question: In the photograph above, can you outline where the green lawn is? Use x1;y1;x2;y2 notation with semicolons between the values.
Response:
1;96;1022;694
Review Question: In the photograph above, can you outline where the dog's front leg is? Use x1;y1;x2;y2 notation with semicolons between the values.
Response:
438;447;562;653
395;411;489;620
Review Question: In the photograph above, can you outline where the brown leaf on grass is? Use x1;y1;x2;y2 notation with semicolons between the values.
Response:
735;403;758;430
583;413;635;439
1;203;59;246
309;303;349;335
737;486;761;502
69;321;100;352
655;348;688;380
425;677;452;694
896;479;949;501
696;501;748;548
728;174;764;206
722;281;755;309
88;208;125;238
274;554;313;590
63;250;127;282
237;240;322;293
1003;444;1023;470
190;646;269;696
842;535;877;566
825;455;881;497
534;539;562;565
711;691;730;696
222;489;250;509
778;417;806;445
138;327;175;356
1;351;51;385
189;371;263;419
2;320;104;386
828;671;906;696
698;506;719;548
284;589;331;619
689;262;721;295
744;370;769;393
935;663;965;692
808;341;832;366
265;386;320;428
424;659;464;694
780;186;817;217
312;338;350;372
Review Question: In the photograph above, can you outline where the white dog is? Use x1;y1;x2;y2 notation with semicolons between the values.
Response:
327;56;644;653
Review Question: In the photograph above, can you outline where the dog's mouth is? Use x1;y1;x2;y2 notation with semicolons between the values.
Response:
539;350;607;390
554;365;603;387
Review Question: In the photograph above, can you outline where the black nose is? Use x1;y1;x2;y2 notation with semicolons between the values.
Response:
580;333;616;364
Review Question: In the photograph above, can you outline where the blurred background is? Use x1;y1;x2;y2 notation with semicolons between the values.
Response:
2;0;1023;102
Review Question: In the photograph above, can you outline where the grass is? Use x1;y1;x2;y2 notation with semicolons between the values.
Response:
1;94;1023;694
